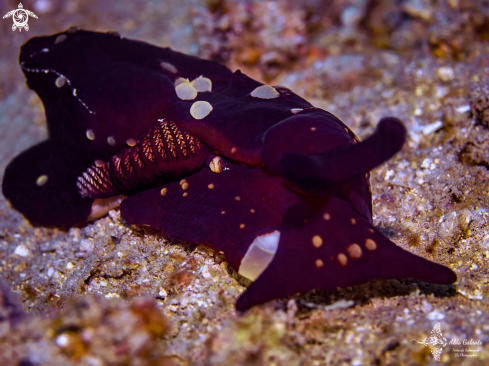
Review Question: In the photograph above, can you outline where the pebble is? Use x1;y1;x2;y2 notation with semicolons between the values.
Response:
422;121;443;135
56;334;69;347
14;245;30;257
427;311;445;321
437;66;455;82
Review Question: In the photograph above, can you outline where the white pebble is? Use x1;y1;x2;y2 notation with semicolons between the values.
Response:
56;334;69;347
83;356;103;366
80;239;94;252
14;245;30;257
437;66;454;82
384;170;394;181
422;121;443;135
158;288;168;299
47;267;55;277
421;158;431;169
201;265;212;279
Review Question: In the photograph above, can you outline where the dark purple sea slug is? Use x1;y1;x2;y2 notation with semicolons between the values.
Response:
2;29;456;311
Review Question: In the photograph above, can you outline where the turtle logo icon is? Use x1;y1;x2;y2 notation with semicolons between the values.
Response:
412;322;448;362
3;3;38;32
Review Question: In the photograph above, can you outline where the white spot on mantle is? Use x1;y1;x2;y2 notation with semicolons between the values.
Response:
250;85;280;99
239;230;280;281
176;83;197;100
174;77;189;86
191;76;212;92
107;136;116;146
55;76;66;88
36;174;48;186
190;101;213;120
160;61;178;74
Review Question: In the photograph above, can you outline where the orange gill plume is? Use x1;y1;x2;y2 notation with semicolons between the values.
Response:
77;119;208;199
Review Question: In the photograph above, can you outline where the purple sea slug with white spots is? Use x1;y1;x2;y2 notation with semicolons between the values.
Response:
2;29;456;311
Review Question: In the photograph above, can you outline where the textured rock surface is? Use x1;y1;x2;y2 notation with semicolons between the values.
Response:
1;0;488;365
